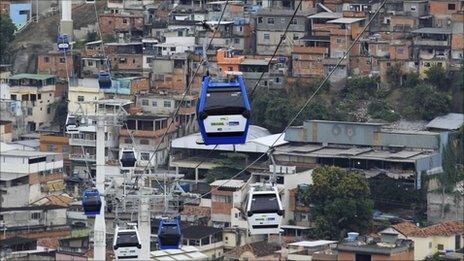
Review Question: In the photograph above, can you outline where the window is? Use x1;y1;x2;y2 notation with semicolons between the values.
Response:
234;38;240;44
164;101;171;107
267;17;274;24
139;139;149;145
177;31;183;37
38;94;41;100
212;195;232;203
264;33;270;40
142;99;149;106
47;107;51;114
410;5;416;11
397;48;404;54
448;3;456;10
293;34;299;40
291;18;297;25
27;108;33;116
124;138;131;143
123;18;127;23
438;244;444;251
141;152;150;161
174;60;184;69
152;101;157;107
59;57;66;63
19;10;28;15
258;17;263;23
62;145;69;153
31;212;41;220
44;57;50;63
429;242;433;249
77;96;84;102
170;47;176;52
336;38;342;44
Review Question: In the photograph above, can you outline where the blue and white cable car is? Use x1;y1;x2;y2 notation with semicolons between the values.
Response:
157;218;181;250
82;189;102;216
196;74;251;145
57;34;70;52
98;71;112;89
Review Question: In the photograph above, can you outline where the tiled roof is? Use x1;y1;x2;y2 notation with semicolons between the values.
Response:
393;221;464;237
225;241;281;258
38;238;59;249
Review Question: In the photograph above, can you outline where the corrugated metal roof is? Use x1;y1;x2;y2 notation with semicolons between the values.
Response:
210;179;245;188
327;17;365;24
426;113;464;130
308;12;342;19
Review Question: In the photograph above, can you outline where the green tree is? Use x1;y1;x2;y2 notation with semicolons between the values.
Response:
435;141;464;219
368;100;400;122
402;72;420;89
50;98;68;132
425;64;448;91
0;14;16;63
410;84;451;120
206;153;248;183
386;63;402;88
302;166;374;239
343;76;379;100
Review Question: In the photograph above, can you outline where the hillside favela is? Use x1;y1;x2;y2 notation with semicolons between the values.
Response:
0;0;463;260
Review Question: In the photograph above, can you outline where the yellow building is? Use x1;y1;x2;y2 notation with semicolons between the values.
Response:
382;221;464;260
419;60;448;78
67;79;104;115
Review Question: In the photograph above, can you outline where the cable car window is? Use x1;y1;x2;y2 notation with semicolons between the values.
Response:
250;194;279;213
116;232;139;246
160;224;180;245
204;90;245;115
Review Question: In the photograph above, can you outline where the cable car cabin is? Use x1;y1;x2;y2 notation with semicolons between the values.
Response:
120;148;137;169
65;114;79;134
246;186;284;235
82;189;102;216
57;34;70;52
196;75;251;145
113;226;141;260
98;71;112;89
157;218;181;250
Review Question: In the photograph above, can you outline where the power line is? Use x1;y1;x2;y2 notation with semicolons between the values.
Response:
130;0;231;190
184;0;388;203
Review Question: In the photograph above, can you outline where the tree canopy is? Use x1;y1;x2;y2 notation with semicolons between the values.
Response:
0;14;16;63
302;166;374;239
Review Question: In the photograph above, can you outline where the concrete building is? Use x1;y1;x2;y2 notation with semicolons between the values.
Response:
383;221;464;260
37;51;74;79
119;114;178;167
337;232;414;261
281;120;444;189
412;27;452;77
152;53;192;92
106;42;144;76
255;9;310;56
182;226;224;259
135;92;197;136
67;79;104;114
0;142;64;208
8;74;57;132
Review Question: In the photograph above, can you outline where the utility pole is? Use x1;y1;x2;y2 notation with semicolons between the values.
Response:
93;115;106;260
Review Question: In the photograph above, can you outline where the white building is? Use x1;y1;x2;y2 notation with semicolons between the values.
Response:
0;142;64;207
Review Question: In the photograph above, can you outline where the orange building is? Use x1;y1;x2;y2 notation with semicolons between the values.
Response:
39;134;71;174
37;52;74;79
216;49;245;72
